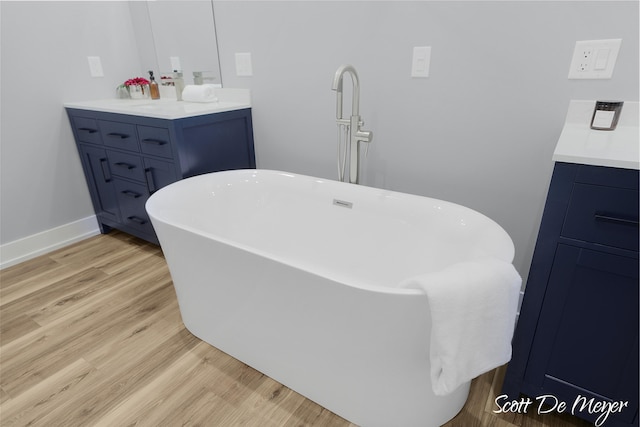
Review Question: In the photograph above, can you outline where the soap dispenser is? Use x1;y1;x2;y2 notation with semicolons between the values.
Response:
148;71;160;100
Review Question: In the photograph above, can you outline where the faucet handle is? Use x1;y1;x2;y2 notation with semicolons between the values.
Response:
356;129;373;143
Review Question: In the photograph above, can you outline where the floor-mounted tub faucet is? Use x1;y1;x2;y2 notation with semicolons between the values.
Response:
332;64;373;184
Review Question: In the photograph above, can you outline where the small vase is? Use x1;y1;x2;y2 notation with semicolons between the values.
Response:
128;84;149;99
116;86;130;99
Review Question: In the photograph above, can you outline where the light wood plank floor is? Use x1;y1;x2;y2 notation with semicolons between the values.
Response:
1;231;593;426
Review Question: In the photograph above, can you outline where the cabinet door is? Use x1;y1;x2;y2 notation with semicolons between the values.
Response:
179;113;255;177
524;244;638;424
79;145;121;223
144;158;178;194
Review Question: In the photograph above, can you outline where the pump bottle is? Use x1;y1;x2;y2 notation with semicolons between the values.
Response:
148;71;160;100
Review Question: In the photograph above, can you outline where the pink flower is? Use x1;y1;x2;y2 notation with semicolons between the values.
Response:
123;77;150;87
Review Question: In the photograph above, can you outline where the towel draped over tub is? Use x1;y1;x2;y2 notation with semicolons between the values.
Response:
400;258;522;396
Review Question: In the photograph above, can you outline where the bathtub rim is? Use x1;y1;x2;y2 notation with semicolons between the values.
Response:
146;169;516;295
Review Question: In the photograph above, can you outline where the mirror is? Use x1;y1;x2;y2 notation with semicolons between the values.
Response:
129;1;222;87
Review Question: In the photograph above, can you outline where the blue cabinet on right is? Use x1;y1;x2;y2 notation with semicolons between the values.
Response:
502;162;639;426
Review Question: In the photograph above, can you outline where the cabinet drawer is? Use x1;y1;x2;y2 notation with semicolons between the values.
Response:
114;180;154;236
107;151;145;182
72;117;102;144
138;126;173;158
576;164;639;190
99;120;139;151
562;183;639;251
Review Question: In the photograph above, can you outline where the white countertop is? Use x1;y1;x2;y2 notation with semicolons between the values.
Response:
553;100;639;170
64;88;251;120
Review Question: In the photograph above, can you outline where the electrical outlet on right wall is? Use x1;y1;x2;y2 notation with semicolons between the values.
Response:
568;39;622;79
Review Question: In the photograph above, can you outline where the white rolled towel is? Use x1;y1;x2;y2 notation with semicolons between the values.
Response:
181;84;218;103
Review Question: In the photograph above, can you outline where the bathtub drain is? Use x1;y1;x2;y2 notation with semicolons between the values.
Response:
333;199;353;209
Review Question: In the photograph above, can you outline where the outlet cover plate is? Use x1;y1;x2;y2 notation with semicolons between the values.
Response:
170;56;182;71
411;46;431;78
568;39;621;79
235;53;253;77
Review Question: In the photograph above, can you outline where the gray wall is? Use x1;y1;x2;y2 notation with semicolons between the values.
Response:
213;1;639;281
0;1;638;282
1;1;141;244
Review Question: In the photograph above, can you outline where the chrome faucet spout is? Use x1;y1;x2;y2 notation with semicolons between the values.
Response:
331;64;360;118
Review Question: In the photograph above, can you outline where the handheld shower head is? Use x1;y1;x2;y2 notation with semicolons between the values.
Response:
332;72;343;92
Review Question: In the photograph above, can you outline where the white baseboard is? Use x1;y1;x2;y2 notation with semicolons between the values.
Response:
0;216;101;270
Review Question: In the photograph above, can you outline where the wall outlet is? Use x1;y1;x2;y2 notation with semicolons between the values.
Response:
576;46;593;72
568;39;621;79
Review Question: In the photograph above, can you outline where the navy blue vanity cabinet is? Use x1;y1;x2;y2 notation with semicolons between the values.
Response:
67;107;255;244
502;162;639;426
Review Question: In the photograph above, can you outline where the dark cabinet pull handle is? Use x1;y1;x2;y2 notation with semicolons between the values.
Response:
142;138;167;146
107;132;130;139
121;190;141;198
595;213;639;227
99;158;112;182
114;162;135;170
78;127;98;134
145;168;157;194
128;216;147;225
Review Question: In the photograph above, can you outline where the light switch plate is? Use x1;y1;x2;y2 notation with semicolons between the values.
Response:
87;56;104;77
568;39;621;79
235;52;253;77
411;46;431;78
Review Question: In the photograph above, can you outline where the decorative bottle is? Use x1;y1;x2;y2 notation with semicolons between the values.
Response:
148;71;160;100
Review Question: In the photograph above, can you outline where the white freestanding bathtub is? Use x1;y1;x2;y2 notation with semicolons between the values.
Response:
146;169;515;427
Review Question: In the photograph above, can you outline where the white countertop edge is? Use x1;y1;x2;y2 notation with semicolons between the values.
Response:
552;153;639;170
64;88;251;120
64;100;251;120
